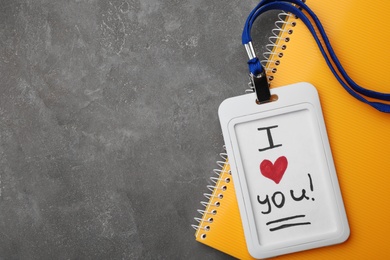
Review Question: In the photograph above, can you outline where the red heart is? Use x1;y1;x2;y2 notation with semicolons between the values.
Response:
260;156;288;184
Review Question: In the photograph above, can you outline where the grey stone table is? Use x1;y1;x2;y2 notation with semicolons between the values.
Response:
0;1;276;259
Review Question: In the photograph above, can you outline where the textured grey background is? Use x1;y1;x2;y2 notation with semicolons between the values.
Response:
0;1;276;259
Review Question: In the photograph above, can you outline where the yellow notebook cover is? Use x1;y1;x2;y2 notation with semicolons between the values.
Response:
194;0;390;259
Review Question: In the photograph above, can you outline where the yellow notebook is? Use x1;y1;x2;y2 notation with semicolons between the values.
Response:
194;0;390;259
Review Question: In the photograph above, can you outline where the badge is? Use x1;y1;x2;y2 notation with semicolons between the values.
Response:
219;82;349;258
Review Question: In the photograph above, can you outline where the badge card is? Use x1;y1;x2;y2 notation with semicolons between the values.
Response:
219;82;349;259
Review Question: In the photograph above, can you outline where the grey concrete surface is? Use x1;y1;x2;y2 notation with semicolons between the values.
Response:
0;1;277;259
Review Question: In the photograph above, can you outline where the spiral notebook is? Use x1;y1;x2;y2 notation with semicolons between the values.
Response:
193;0;390;259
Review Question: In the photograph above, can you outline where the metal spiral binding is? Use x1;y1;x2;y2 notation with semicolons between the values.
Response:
192;148;231;240
246;11;296;93
192;9;299;240
261;11;293;69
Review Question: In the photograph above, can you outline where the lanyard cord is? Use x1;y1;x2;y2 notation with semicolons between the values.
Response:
242;0;390;113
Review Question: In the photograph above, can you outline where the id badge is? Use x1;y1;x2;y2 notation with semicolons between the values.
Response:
219;82;349;259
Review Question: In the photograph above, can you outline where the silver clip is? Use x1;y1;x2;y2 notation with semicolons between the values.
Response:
244;41;256;60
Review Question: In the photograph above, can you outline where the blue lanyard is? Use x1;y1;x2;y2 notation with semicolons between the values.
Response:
243;0;390;113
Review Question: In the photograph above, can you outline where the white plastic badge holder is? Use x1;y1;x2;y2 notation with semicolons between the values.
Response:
219;83;349;259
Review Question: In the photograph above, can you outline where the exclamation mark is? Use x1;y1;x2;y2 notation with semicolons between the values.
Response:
308;173;315;201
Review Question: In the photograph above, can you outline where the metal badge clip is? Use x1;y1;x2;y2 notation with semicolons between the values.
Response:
249;71;270;103
245;42;271;103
